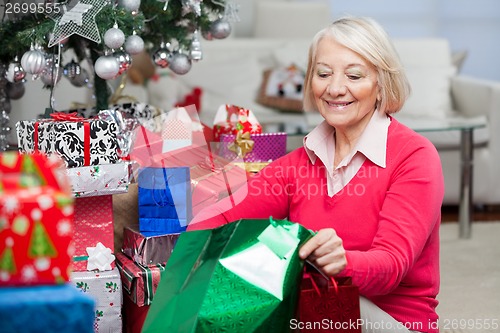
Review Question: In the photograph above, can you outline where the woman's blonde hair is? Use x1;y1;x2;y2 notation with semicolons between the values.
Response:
303;16;410;114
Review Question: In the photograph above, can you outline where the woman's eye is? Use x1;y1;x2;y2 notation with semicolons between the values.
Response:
347;74;362;80
317;71;330;78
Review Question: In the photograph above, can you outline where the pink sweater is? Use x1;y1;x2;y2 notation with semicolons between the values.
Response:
189;119;444;333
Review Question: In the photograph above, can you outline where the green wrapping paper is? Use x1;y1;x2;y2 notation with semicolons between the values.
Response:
142;218;313;333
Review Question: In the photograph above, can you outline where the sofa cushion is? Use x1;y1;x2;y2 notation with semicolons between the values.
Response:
401;65;456;118
393;39;457;119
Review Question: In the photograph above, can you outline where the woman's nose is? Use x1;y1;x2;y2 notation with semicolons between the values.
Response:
327;76;348;96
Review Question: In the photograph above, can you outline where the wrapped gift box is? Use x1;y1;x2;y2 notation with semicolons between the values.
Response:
219;132;287;162
122;290;150;333
71;268;123;333
122;225;180;267
62;162;131;197
152;145;249;216
73;195;115;272
212;104;263;141
0;284;95;333
115;252;164;307
0;152;74;286
16;117;119;168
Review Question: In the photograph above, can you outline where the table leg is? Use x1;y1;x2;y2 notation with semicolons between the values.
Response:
459;128;473;239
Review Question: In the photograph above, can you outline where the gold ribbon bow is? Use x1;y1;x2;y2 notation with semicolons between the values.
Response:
228;131;255;157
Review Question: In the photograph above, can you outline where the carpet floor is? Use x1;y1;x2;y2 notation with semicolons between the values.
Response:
437;222;500;333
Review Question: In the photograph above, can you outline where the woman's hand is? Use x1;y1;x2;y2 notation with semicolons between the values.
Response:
299;228;347;276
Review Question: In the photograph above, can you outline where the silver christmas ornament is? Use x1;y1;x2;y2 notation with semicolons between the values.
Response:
63;60;82;79
6;59;26;83
104;27;126;50
190;31;203;62
114;50;133;76
95;55;120;80
153;47;171;68
40;65;63;87
201;29;214;41
210;18;232;39
169;52;192;75
125;34;144;55
69;68;90;87
21;49;46;75
118;0;141;12
6;82;26;100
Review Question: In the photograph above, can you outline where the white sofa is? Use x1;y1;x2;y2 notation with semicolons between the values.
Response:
10;30;500;207
135;36;500;206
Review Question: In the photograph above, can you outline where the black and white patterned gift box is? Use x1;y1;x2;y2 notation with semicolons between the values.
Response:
16;118;119;168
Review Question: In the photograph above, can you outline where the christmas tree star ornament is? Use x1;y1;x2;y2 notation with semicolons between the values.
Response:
47;0;108;48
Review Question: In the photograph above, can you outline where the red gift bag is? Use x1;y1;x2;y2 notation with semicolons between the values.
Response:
298;271;361;333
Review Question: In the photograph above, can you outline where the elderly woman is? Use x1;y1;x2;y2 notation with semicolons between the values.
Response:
189;16;444;333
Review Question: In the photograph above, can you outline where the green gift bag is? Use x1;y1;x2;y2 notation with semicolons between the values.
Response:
142;218;313;333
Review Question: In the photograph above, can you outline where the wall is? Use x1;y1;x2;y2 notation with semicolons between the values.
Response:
234;0;500;81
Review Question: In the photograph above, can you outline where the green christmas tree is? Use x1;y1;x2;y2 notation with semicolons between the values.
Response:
0;243;16;274
0;0;232;111
28;219;58;258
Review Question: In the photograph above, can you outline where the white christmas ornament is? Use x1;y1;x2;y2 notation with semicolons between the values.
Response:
118;0;141;12
211;18;232;39
104;26;125;50
124;34;144;54
21;49;46;75
95;55;120;80
169;52;192;75
190;30;203;61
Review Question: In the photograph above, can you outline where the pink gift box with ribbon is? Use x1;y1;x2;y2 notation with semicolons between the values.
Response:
219;132;288;162
72;195;115;272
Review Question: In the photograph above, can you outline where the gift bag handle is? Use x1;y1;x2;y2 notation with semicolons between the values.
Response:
304;261;339;295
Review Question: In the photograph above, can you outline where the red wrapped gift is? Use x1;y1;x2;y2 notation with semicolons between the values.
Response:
121;225;180;267
213;104;263;141
0;152;74;286
298;271;361;333
115;252;164;307
72;195;115;272
122;289;151;333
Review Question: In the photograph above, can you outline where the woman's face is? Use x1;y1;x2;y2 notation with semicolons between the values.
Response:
312;37;380;133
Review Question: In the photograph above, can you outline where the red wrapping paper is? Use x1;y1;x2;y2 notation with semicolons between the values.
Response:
298;272;361;333
72;195;115;271
115;252;164;307
122;290;151;333
121;225;180;267
0;152;74;286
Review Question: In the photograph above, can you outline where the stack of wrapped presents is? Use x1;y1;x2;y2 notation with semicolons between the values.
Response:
0;152;96;333
1;104;362;332
14;110;133;332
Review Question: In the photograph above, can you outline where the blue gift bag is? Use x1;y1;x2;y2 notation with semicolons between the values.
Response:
138;166;192;233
